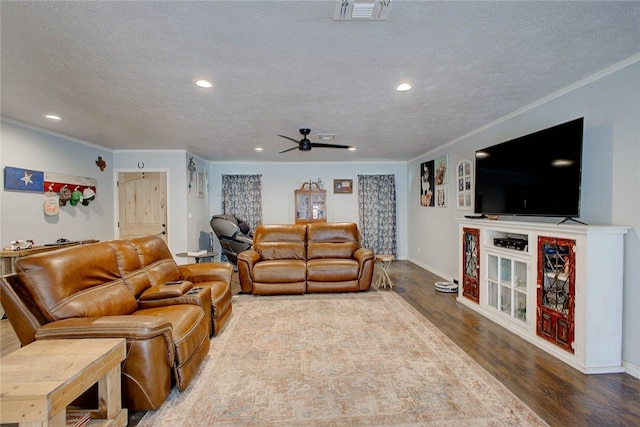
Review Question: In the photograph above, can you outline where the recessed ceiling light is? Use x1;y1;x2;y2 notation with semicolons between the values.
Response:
44;114;62;121
255;147;263;152
195;79;213;89
396;83;412;92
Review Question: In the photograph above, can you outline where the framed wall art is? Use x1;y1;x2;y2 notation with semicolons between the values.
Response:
437;187;447;207
333;179;353;194
456;159;473;210
434;154;449;185
420;160;434;206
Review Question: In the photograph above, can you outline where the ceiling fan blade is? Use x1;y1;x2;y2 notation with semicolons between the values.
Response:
310;142;352;149
277;134;301;144
279;146;299;154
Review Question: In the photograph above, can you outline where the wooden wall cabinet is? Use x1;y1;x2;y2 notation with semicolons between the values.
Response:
295;182;327;224
457;219;628;374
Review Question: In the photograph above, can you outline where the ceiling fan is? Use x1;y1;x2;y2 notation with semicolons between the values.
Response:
278;128;352;153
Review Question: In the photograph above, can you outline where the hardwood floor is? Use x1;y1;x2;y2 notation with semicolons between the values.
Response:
391;261;640;427
2;260;639;426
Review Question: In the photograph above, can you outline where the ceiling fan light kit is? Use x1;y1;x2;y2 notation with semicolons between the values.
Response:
278;129;352;154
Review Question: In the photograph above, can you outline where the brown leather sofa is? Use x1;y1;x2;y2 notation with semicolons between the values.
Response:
237;222;375;295
0;235;233;410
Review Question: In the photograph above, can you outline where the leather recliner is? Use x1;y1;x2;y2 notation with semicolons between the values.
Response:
0;235;232;410
210;214;253;264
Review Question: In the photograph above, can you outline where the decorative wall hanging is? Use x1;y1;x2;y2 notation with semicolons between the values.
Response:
187;157;196;192
95;156;107;171
4;166;97;208
420;160;434;207
456;159;473;210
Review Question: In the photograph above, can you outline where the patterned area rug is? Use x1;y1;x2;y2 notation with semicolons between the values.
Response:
138;291;547;426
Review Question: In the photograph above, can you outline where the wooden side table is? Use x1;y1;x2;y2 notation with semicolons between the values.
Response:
375;254;394;289
0;338;127;427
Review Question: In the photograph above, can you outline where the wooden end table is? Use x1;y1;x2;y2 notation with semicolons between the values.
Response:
0;338;127;426
375;254;394;289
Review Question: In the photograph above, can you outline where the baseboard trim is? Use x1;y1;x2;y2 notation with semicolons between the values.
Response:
623;360;640;379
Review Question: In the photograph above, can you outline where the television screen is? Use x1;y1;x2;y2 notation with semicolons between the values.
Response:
474;117;584;218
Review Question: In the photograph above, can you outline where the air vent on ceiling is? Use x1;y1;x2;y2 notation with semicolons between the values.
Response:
333;0;392;21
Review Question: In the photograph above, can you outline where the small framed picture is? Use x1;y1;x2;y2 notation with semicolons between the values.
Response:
334;179;353;194
196;172;207;198
437;187;447;207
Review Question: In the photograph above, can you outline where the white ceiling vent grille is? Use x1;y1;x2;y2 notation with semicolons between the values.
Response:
334;0;392;21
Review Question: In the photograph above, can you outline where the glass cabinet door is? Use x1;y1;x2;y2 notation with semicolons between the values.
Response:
462;227;480;303
537;236;575;353
295;193;310;221
486;253;527;324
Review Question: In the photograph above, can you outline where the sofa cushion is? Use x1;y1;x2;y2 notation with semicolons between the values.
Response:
15;242;138;321
130;236;182;286
253;260;307;283
307;258;359;282
307;222;360;259
109;239;149;296
254;224;307;261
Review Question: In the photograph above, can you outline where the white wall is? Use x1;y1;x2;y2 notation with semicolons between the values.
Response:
208;161;408;260
407;58;640;375
1;120;114;246
185;153;212;256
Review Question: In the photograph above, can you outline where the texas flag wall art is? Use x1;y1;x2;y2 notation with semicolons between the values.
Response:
4;166;45;192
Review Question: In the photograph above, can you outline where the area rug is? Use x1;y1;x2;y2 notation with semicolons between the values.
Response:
138;291;547;426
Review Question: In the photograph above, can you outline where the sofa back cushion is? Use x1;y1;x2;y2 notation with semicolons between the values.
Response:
129;235;182;289
307;222;361;260
253;224;307;260
108;239;150;297
15;242;138;322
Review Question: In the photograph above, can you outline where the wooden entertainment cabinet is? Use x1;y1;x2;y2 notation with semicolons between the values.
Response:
457;219;629;374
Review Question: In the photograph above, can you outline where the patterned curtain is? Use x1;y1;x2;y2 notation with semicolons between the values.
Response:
221;174;263;229
358;174;397;257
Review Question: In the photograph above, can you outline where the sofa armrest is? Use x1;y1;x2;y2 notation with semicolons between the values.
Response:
237;250;260;293
35;315;175;364
354;247;375;290
354;247;375;264
35;315;172;340
179;262;233;283
139;281;194;301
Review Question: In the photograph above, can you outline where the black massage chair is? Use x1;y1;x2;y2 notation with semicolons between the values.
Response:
209;214;253;264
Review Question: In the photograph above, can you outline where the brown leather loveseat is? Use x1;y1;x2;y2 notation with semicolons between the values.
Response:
237;222;375;295
0;235;233;410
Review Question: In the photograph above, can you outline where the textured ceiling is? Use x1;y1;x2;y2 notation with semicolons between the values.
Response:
1;1;639;162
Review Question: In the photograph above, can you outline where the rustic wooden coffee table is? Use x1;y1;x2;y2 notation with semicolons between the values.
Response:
0;338;127;426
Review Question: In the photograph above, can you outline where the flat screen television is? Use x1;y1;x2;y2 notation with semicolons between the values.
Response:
474;117;584;218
